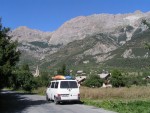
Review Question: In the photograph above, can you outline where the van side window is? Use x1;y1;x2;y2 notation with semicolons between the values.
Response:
55;82;59;88
51;82;55;88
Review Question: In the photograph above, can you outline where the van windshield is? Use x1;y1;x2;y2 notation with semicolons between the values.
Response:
60;81;78;88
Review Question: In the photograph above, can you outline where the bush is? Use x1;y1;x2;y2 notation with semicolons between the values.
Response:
34;71;51;87
83;75;103;87
12;64;37;92
12;70;37;92
110;69;126;87
125;73;149;86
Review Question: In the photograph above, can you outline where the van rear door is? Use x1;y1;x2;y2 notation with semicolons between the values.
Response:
59;80;79;100
68;81;79;100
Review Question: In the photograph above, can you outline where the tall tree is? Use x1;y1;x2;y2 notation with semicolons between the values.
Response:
0;19;20;89
57;64;67;75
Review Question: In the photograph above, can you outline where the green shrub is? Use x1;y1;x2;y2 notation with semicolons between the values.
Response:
126;73;149;86
12;64;37;92
83;75;103;87
110;69;126;87
34;71;51;87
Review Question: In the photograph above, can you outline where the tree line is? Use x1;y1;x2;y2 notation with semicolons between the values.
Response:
0;19;50;91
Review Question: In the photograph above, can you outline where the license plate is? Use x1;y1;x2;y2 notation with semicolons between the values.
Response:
61;94;69;97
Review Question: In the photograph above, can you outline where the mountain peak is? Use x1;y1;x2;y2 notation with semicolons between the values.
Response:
14;26;43;33
134;10;143;14
15;26;30;30
10;26;52;43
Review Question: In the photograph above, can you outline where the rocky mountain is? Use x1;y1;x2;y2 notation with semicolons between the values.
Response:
49;10;150;46
9;26;54;61
10;26;52;43
9;10;150;71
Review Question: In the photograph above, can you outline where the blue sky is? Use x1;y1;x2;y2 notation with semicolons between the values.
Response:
0;0;150;31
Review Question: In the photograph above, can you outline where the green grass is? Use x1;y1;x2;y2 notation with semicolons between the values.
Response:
32;87;46;95
83;99;150;113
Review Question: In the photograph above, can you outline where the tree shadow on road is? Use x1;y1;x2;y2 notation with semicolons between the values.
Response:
0;90;47;113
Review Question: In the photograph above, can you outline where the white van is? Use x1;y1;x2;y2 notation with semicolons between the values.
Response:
46;79;80;104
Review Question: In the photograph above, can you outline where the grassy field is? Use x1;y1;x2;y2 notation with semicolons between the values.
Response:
80;86;150;100
80;86;150;113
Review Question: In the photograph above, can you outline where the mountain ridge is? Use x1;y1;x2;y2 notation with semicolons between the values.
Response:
48;10;150;46
9;10;150;71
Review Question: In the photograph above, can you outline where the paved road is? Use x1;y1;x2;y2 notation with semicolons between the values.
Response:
0;90;116;113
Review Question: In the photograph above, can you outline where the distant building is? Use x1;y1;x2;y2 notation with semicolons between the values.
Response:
143;76;150;80
98;71;112;88
98;73;111;79
146;76;150;79
75;76;87;85
76;70;86;77
77;70;83;74
83;60;89;64
34;65;40;77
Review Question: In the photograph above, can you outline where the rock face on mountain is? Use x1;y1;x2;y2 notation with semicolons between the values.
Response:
10;26;52;43
49;11;150;46
9;26;53;60
9;11;150;69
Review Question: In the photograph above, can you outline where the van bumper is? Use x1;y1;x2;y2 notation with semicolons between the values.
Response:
56;97;80;102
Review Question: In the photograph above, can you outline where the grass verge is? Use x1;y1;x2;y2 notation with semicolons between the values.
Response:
83;99;150;113
32;87;46;95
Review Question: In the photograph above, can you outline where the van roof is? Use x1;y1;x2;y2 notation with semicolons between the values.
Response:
51;79;77;82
